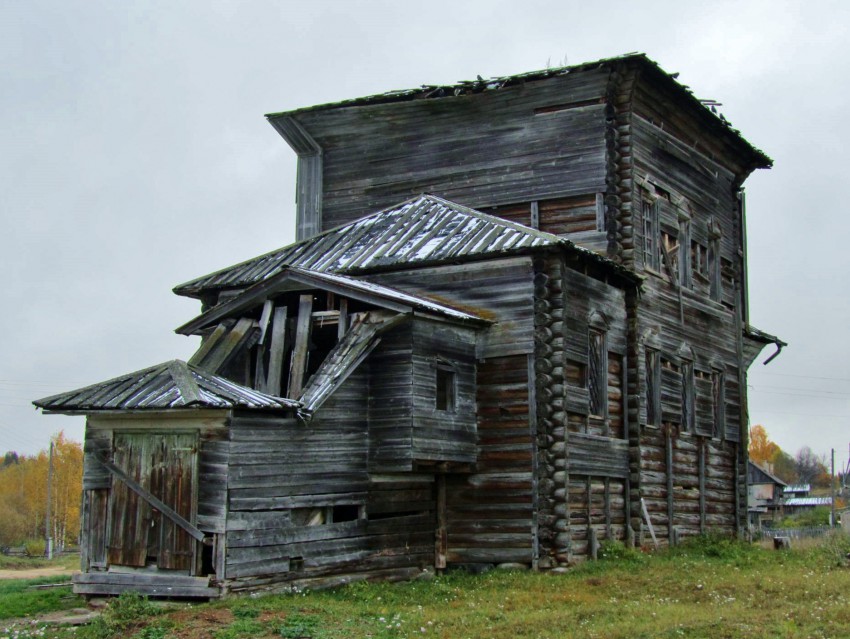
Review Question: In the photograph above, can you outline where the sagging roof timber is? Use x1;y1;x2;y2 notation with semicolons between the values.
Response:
266;53;771;173
174;194;639;300
297;310;408;419
33;359;300;415
176;263;488;337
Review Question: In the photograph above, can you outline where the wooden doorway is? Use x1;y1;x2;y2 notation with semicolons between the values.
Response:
107;432;198;571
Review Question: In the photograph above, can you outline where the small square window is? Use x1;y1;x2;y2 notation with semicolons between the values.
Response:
436;367;456;412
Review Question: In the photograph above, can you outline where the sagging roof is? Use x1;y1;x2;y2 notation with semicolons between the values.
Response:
266;53;770;170
174;194;635;299
33;360;299;414
176;265;487;336
299;311;406;417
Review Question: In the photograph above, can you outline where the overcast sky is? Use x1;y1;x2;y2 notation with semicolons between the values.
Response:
2;0;848;467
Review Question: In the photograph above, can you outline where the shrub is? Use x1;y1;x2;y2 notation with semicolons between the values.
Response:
24;539;46;557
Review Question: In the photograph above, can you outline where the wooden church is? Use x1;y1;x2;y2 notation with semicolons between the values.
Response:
36;53;784;598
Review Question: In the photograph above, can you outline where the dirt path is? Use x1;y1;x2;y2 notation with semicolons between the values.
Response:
0;566;78;580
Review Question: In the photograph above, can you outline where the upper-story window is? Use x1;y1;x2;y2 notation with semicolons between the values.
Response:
712;368;726;439
588;320;608;418
643;199;660;271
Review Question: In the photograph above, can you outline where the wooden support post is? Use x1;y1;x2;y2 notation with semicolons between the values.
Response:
435;475;447;570
287;295;313;399
528;354;539;571
640;497;658;549
699;439;706;534
604;477;612;541
589;527;598;560
338;298;348;341
671;526;680;547
265;306;289;396
666;431;674;542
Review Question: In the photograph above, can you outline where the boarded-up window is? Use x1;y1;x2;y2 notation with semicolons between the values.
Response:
645;349;661;428
681;362;695;433
712;369;726;439
588;330;607;417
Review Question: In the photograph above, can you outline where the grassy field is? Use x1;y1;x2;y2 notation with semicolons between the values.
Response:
4;535;850;639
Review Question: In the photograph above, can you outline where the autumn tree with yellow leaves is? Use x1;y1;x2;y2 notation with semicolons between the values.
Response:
0;432;82;549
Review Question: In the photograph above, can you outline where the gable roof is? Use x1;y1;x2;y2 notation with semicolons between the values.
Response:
174;194;629;299
748;461;787;487
33;360;299;414
176;265;487;336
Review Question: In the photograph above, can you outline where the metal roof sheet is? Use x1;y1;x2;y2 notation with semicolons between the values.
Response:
33;360;299;413
174;194;577;298
785;497;832;507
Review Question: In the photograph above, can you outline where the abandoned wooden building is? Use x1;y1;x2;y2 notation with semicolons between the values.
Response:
35;53;785;598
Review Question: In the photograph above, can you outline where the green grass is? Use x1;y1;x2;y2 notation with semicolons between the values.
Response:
5;535;850;638
0;576;84;620
0;553;79;571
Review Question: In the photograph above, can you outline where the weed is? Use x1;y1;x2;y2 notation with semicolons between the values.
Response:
213;618;264;639
277;613;324;638
80;593;159;639
597;540;646;563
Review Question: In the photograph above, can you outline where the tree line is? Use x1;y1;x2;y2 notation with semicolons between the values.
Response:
749;424;832;487
0;432;83;550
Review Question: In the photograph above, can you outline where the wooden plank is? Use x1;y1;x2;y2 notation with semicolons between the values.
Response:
287;295;313;398
188;322;230;367
265;306;289;396
97;456;206;543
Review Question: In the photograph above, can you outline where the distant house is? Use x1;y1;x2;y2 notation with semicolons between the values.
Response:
747;461;786;528
35;53;783;598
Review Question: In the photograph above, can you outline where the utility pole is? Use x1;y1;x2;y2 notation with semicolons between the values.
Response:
45;440;54;560
831;448;836;529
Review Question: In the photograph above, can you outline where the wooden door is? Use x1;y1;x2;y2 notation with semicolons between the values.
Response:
107;432;198;571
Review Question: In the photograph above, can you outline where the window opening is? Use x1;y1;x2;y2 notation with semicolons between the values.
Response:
712;369;726;439
645;349;661;427
588;329;607;417
681;361;695;433
435;367;456;412
643;199;660;271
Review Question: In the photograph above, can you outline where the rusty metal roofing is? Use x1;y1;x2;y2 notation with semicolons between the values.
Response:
174;194;631;299
33;360;299;413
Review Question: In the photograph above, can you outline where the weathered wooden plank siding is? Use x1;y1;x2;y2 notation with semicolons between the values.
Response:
366;257;535;359
226;368;436;590
292;70;611;232
445;355;533;565
367;323;414;472
411;321;478;464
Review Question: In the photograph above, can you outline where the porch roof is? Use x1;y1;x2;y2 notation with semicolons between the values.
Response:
33;360;299;414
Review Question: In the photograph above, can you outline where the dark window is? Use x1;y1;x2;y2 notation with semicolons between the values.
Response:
712;369;726;438
436;367;456;412
681;361;695;433
588;330;607;417
332;505;361;522
643;200;659;270
708;239;721;301
645;349;661;427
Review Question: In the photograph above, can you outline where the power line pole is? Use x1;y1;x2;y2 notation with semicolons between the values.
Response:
45;440;54;560
831;448;836;529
